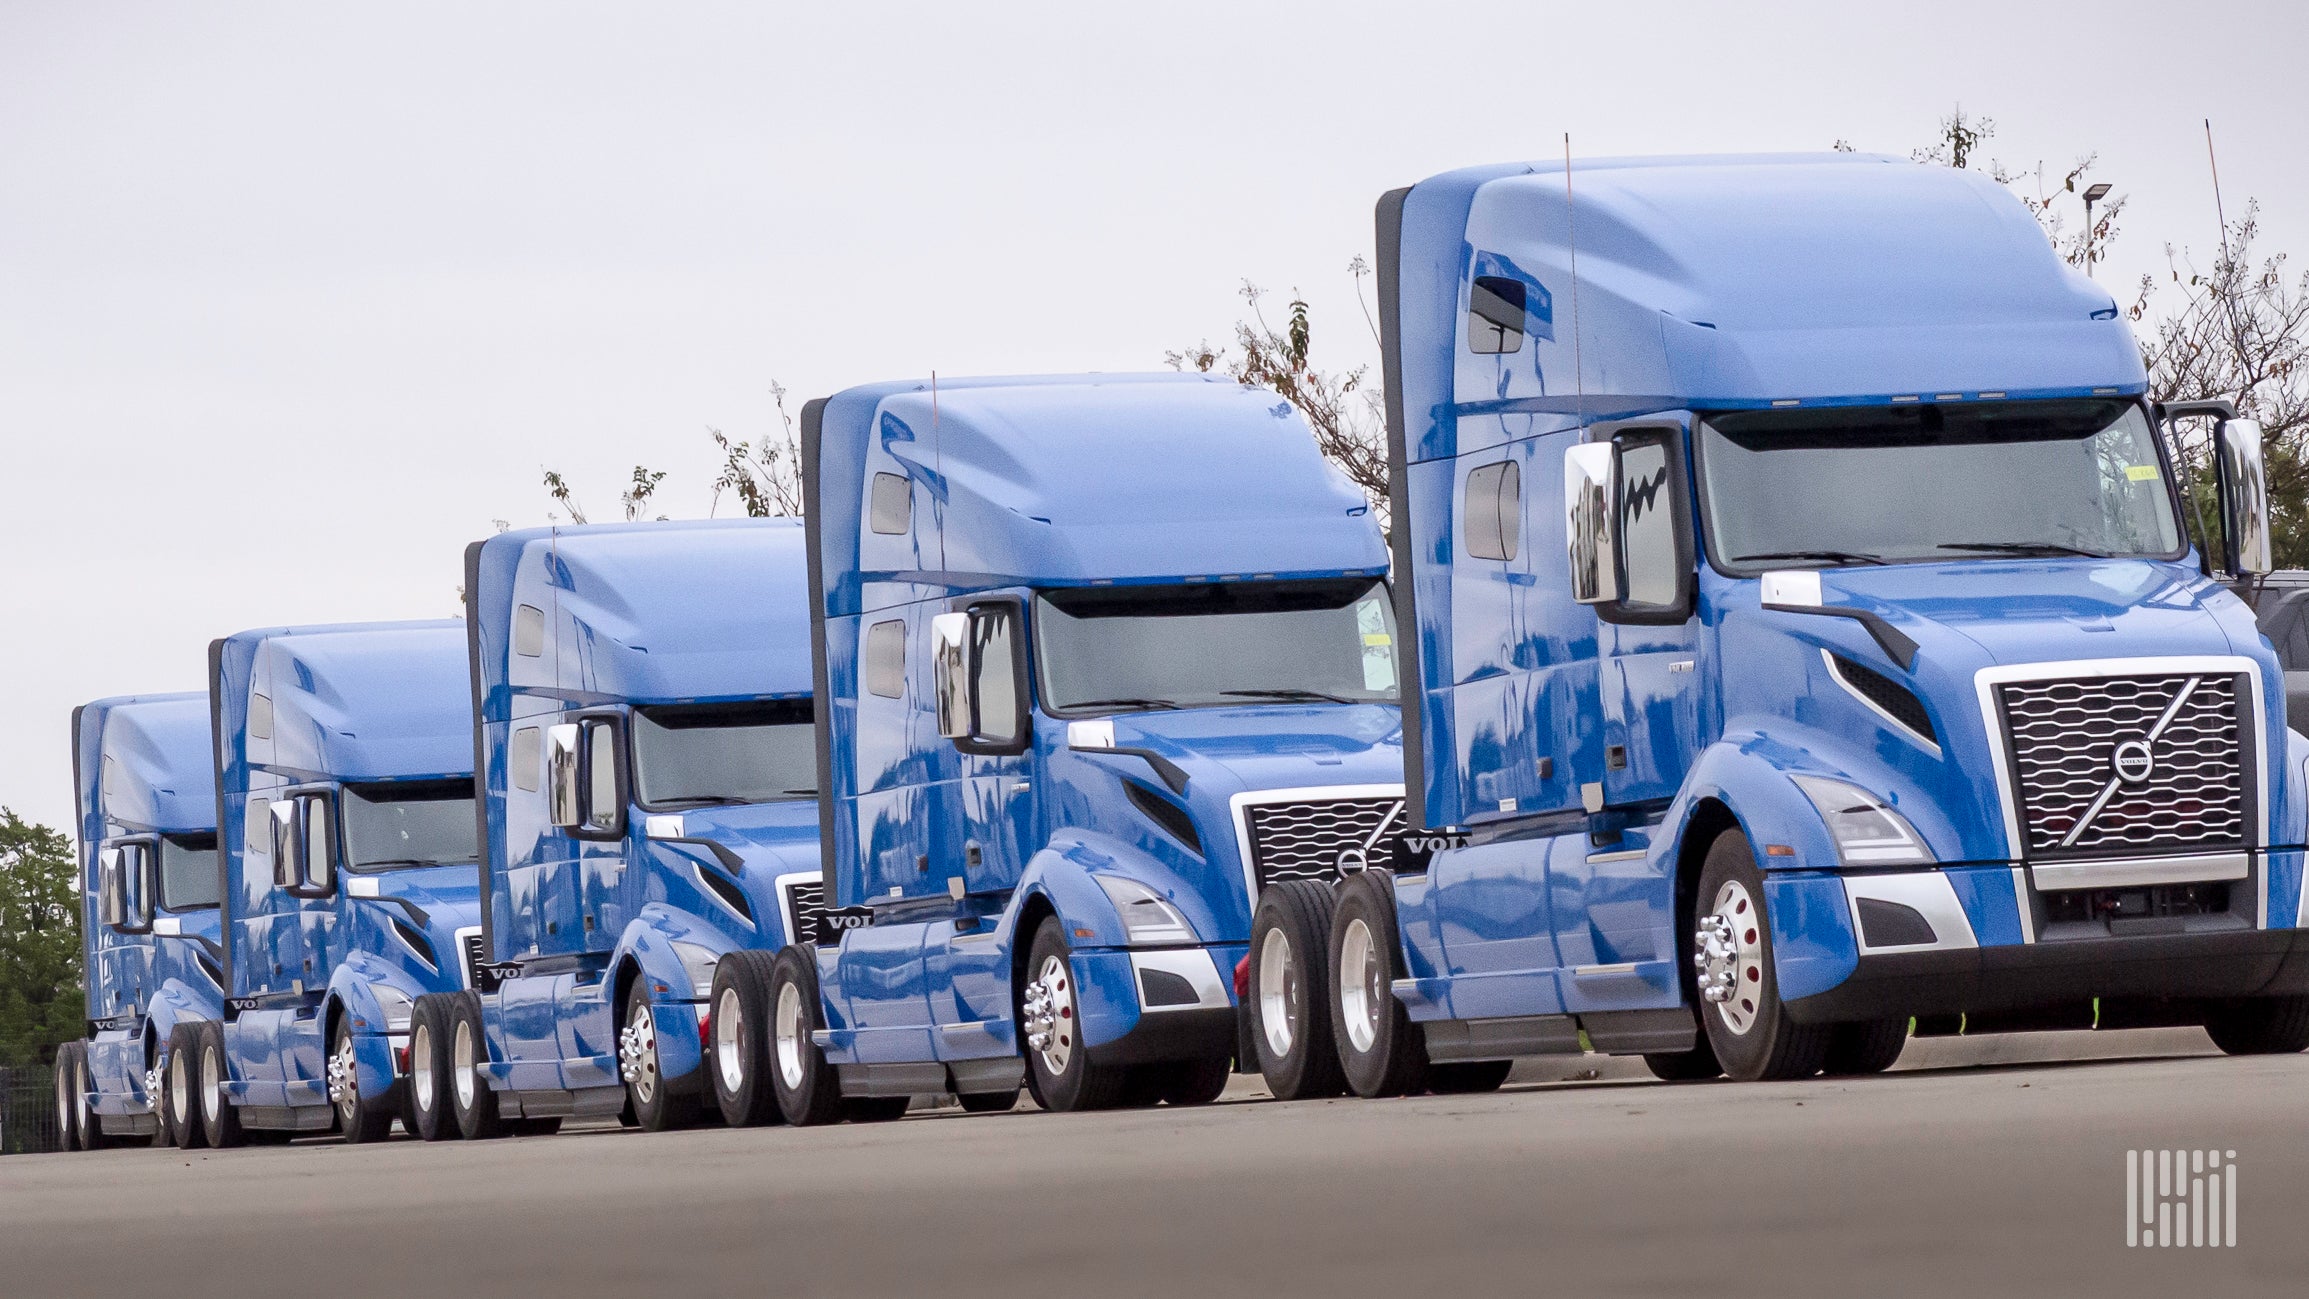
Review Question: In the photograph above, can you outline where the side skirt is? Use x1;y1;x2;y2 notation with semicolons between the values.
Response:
1421;1007;1697;1063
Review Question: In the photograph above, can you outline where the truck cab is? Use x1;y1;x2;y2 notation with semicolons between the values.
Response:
755;373;1408;1120
56;694;224;1151
422;519;824;1136
202;621;485;1144
1308;153;2309;1094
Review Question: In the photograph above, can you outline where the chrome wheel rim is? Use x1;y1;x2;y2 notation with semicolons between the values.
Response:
715;986;747;1096
55;1057;70;1140
202;1043;223;1124
619;1004;660;1103
1338;917;1381;1053
1257;927;1299;1059
774;982;806;1091
1696;880;1765;1036
1020;954;1076;1077
75;1056;90;1139
328;1030;359;1117
452;1019;477;1112
145;1062;165;1114
169;1047;192;1127
411;1022;436;1115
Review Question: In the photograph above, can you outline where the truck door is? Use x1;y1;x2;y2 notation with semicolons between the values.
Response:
931;598;1036;1037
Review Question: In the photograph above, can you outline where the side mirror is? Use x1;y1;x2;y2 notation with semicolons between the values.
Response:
120;842;156;931
97;846;126;929
546;723;582;828
270;799;302;889
300;795;335;895
1564;441;1624;604
2215;417;2275;576
579;717;623;836
931;612;970;740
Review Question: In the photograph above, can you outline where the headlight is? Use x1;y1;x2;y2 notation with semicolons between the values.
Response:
369;983;415;1034
1790;775;1933;867
668;941;722;997
1092;874;1197;945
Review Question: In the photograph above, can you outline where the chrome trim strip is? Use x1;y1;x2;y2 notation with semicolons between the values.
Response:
453;926;483;989
2010;867;2036;943
2030;851;2250;892
1842;871;1979;953
1227;783;1409;905
1571;962;1639;977
771;869;823;947
1821;648;1940;756
1583;850;1645;864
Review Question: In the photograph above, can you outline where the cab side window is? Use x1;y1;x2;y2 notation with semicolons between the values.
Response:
1605;429;1693;622
969;605;1024;750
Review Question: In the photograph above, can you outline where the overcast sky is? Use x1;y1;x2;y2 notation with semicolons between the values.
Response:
3;1;2303;832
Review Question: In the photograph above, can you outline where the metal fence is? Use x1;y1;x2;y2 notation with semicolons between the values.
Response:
0;1065;65;1155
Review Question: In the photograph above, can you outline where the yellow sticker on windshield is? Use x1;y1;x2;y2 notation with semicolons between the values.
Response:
2126;465;2159;481
1363;634;1393;646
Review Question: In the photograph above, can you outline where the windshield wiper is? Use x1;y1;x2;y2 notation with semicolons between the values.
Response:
1937;541;2111;558
1730;549;1889;567
1220;688;1366;705
1066;697;1182;712
355;858;460;870
652;795;750;809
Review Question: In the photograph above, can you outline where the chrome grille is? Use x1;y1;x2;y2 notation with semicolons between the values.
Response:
1243;797;1405;889
782;877;828;946
1998;672;2248;858
460;931;488;989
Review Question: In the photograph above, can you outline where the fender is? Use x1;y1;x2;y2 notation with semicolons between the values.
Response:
611;903;748;1004
1001;828;1186;951
143;979;221;1071
327;954;427;1105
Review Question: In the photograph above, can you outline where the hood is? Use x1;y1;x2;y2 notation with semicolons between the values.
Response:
1099;702;1406;795
1815;558;2251;667
647;798;821;876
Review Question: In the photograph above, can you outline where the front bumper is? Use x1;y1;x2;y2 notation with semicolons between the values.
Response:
1074;942;1244;1066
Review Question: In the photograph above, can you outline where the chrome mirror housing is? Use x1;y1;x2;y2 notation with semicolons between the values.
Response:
269;799;301;889
2216;417;2274;576
545;723;582;828
96;846;126;928
1564;441;1624;604
930;611;971;740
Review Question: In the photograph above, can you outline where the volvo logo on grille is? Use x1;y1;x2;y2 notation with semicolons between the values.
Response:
2111;739;2156;785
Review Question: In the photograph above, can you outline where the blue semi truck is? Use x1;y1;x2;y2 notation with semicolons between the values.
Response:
56;693;225;1150
1244;152;2308;1096
417;519;826;1136
747;373;1417;1120
200;621;487;1143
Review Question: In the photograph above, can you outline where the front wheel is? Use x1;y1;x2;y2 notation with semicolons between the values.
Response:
1690;831;1830;1082
620;983;699;1132
163;1024;208;1149
1019;916;1127;1112
1822;1019;1909;1076
330;1018;395;1144
2204;996;2309;1055
708;950;782;1127
1248;880;1347;1101
767;945;846;1126
1329;870;1429;1098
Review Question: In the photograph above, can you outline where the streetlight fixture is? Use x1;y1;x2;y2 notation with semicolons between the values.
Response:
2082;181;2113;277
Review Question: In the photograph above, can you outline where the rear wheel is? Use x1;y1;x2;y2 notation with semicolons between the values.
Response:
843;1096;910;1123
1691;832;1830;1082
330;1017;395;1144
1426;1059;1512;1094
1330;871;1429;1098
164;1024;208;1149
406;995;458;1141
1248;880;1347;1101
446;992;505;1141
1153;1055;1232;1106
767;945;846;1126
196;1021;244;1149
2204;996;2309;1055
1822;1019;1909;1076
53;1042;83;1153
620;983;698;1131
708;950;781;1127
957;1088;1019;1114
1019;916;1127;1112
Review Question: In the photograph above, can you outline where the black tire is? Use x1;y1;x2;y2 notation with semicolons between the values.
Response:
195;1021;245;1149
1426;1059;1512;1095
1329;870;1430;1098
54;1042;83;1153
505;1117;563;1136
708;950;782;1127
621;982;699;1131
406;995;459;1142
2204;995;2309;1055
1691;831;1831;1082
1154;1055;1232;1106
1019;915;1128;1112
957;1088;1019;1114
1247;880;1348;1101
1822;1018;1909;1076
1643;1045;1724;1081
330;1016;396;1144
163;1024;208;1149
767;945;846;1127
446;991;505;1140
843;1096;910;1122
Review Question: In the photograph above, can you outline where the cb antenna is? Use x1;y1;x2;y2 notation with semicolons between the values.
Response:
1564;133;1586;429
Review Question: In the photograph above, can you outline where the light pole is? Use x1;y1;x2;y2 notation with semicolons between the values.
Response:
2082;181;2112;277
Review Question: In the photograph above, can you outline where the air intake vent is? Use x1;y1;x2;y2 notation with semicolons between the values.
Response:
781;876;829;946
1125;780;1202;856
1829;653;1935;743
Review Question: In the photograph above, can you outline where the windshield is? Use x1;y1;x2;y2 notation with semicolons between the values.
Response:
1699;399;2183;569
341;780;477;871
632;700;815;808
1035;578;1397;714
158;832;217;911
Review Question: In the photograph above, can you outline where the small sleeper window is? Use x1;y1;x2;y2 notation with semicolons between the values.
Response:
511;726;542;792
1468;276;1526;354
248;692;273;741
514;604;545;657
865;620;906;699
1463;459;1521;561
869;473;912;535
247;795;269;855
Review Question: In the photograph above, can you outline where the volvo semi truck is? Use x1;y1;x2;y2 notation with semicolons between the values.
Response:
1250;152;2309;1096
416;519;826;1136
200;621;487;1143
56;693;224;1150
753;373;1426;1120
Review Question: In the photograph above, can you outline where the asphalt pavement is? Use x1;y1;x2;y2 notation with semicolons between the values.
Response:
2;1027;2300;1298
